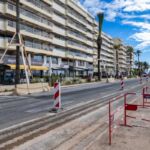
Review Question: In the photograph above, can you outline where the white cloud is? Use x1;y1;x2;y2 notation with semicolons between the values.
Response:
130;32;150;49
122;20;150;30
81;0;150;20
122;20;150;49
80;0;150;50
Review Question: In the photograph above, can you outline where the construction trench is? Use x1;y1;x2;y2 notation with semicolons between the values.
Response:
0;83;150;150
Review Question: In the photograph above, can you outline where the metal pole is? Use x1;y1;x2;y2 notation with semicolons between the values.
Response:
143;87;145;108
15;0;20;86
124;94;127;126
109;101;112;145
48;57;52;84
97;13;104;81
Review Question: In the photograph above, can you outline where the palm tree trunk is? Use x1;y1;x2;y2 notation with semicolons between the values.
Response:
138;54;140;76
130;54;132;77
116;50;119;78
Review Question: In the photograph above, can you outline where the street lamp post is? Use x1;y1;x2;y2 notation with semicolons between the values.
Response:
15;0;20;86
97;12;104;81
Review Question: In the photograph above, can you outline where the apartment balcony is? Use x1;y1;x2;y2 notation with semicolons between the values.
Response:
52;13;66;26
20;0;52;19
102;40;111;48
6;25;53;43
93;42;97;48
86;23;93;31
66;53;93;62
53;1;66;15
67;44;87;54
93;50;97;55
86;64;94;70
107;63;115;68
1;39;53;56
93;35;98;40
86;15;94;24
53;48;66;58
0;38;16;50
52;38;66;47
86;40;93;47
67;0;86;18
66;32;87;45
6;8;53;32
52;25;66;36
0;19;6;31
119;55;126;60
43;0;53;5
67;12;87;27
59;0;66;4
25;47;52;56
86;32;93;39
0;2;6;14
101;51;114;59
67;22;86;35
86;48;94;55
0;38;7;49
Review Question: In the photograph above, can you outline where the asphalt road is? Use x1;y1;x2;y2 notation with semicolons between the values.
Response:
0;78;146;130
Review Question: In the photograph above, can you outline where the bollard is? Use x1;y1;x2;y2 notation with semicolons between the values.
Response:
51;81;61;112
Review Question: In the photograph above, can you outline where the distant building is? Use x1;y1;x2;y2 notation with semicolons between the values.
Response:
94;32;115;77
113;38;128;76
126;49;134;76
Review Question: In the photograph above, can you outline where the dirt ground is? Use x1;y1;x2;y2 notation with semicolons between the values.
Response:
87;107;150;150
15;96;150;150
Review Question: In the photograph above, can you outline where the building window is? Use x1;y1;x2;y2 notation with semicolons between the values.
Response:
78;61;85;66
52;57;58;64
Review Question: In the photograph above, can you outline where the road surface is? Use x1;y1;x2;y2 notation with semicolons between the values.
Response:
0;79;145;130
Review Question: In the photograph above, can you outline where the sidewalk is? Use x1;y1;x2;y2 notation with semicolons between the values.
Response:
14;88;150;150
88;105;150;150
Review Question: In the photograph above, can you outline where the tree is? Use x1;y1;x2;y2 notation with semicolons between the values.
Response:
114;44;121;78
127;46;134;77
143;61;149;73
135;50;142;76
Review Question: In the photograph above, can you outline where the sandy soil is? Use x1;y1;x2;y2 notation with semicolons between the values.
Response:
87;107;150;150
14;95;150;150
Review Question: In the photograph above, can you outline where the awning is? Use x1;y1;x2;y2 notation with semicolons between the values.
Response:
7;64;48;71
0;64;11;70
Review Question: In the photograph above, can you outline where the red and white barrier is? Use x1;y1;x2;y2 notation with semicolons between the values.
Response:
53;81;61;110
120;78;124;90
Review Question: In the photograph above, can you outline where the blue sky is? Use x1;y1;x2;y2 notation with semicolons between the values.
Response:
79;0;150;64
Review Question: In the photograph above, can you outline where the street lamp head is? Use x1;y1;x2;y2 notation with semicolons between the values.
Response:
97;12;104;34
97;12;104;17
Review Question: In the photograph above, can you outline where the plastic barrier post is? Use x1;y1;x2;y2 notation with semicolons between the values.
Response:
121;78;124;90
51;81;61;112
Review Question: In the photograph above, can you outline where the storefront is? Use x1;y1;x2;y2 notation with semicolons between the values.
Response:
0;64;12;84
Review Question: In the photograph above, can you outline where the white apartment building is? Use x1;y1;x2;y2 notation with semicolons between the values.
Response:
94;32;115;77
126;51;134;75
113;38;127;76
0;0;97;80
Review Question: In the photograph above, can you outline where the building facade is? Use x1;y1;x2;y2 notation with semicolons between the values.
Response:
126;49;134;76
0;0;97;81
94;32;115;77
113;38;127;76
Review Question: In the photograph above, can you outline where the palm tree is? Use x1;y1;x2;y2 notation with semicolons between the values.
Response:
135;50;142;76
143;61;149;73
114;44;121;78
127;46;134;77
